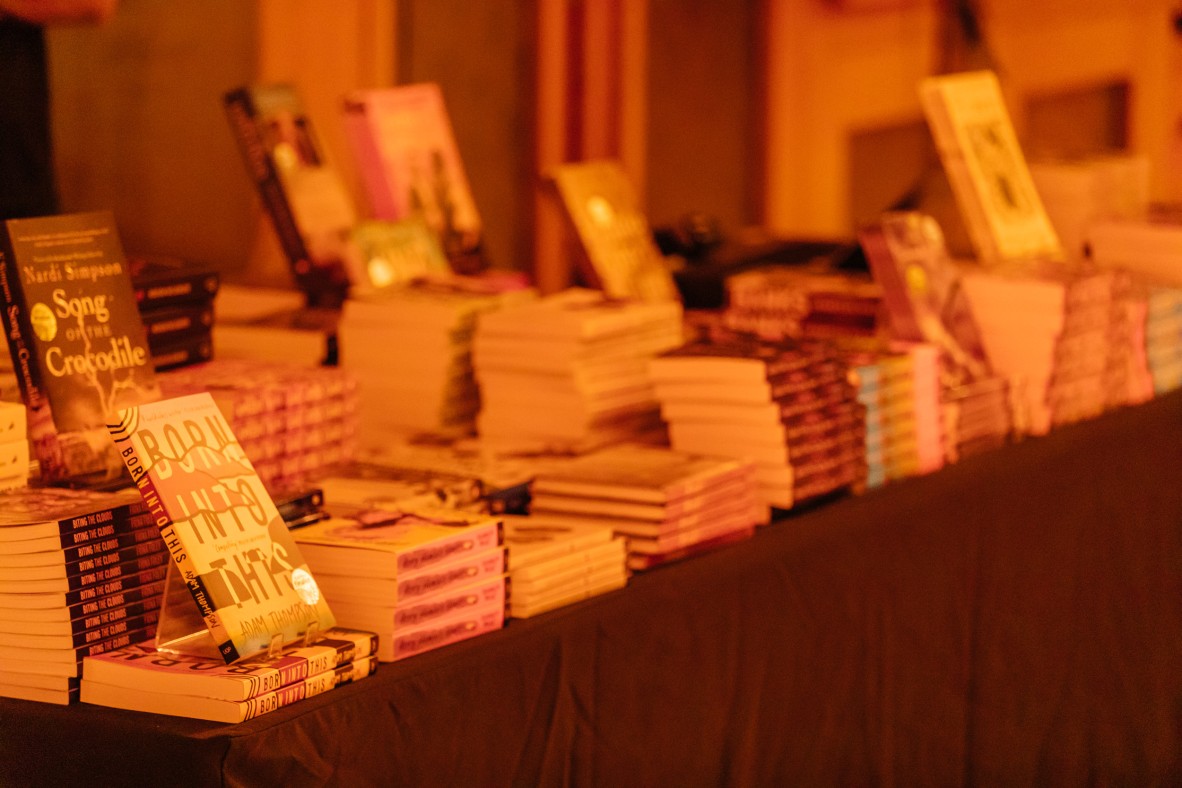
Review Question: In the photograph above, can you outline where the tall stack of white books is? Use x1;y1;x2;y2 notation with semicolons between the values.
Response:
473;288;683;452
528;444;764;571
0;488;166;704
649;337;866;510
339;277;535;438
501;515;628;618
293;506;507;662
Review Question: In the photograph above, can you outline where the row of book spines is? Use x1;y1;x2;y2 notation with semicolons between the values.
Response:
0;532;166;578
0;547;169;597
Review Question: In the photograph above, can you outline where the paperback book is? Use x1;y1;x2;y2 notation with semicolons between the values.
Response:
107;391;337;664
0;211;162;483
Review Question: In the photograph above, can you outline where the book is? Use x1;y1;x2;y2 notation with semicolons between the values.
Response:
529;444;751;505
107;391;337;663
858;211;991;384
224;84;360;307
0;487;147;545
0;211;163;484
309;548;505;607
149;333;213;373
81;654;378;722
328;576;505;634
292;508;503;579
342;84;483;266
383;600;503;662
918;70;1064;267
140;303;215;353
128;254;220;312
545;160;679;302
81;626;376;701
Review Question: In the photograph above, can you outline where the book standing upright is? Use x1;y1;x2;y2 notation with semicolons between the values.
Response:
107;392;336;663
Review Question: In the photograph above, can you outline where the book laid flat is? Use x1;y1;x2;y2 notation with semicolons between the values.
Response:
342;83;483;266
81;626;376;702
80;654;378;723
107;392;337;664
0;211;162;484
919;70;1064;268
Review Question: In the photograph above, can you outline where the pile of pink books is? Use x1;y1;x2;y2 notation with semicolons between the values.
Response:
501;515;627;618
80;628;378;723
473;289;683;452
528;445;764;571
293;507;506;662
724;265;884;341
157;359;360;492
649;338;865;509
960;266;1125;435
338;277;534;437
0;487;165;704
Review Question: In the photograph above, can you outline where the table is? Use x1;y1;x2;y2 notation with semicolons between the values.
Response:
2;390;1180;786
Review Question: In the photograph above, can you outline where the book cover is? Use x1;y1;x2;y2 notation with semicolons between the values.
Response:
546;160;679;302
224;84;360;307
81;626;376;702
342;83;483;265
0;211;163;483
918;70;1063;267
107;391;337;664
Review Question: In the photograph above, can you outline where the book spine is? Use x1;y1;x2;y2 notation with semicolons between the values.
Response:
44;502;152;549
149;334;212;373
51;515;160;564
223;89;318;299
299;630;380;675
62;538;168;579
68;578;166;622
141;304;215;351
394;520;502;574
392;576;505;630
11;608;161;651
395;548;505;603
61;565;169;611
389;606;504;661
133;270;220;312
53;551;170;594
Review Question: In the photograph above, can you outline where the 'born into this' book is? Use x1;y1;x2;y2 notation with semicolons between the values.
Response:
107;392;336;664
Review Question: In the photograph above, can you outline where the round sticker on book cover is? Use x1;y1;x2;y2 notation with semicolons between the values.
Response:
29;302;57;341
291;567;321;605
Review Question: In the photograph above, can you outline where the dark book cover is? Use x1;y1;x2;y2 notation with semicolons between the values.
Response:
140;302;214;351
149;333;213;373
0;211;162;484
224;84;356;308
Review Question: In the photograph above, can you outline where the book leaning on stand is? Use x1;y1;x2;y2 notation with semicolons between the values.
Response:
80;626;378;723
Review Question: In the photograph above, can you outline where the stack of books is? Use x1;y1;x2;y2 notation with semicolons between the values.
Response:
1144;285;1182;395
867;345;944;481
528;444;764;571
473;288;683;452
338;277;534;437
649;337;866;509
501;515;628;617
213;284;339;368
157;359;360;492
960;266;1120;435
130;255;220;372
0;487;165;704
723;265;883;341
0;401;30;490
80;628;379;722
939;375;1012;463
846;359;887;489
292;507;507;662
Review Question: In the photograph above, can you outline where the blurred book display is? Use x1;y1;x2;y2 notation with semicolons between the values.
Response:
474;288;683;452
128;254;219;373
650;337;866;509
529;444;764;570
108;392;337;664
724;265;884;341
0;211;162;485
919;70;1064;268
80;627;377;722
339;276;535;438
501;515;627;617
547;160;680;302
343;83;483;270
0;487;162;704
224;84;361;306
